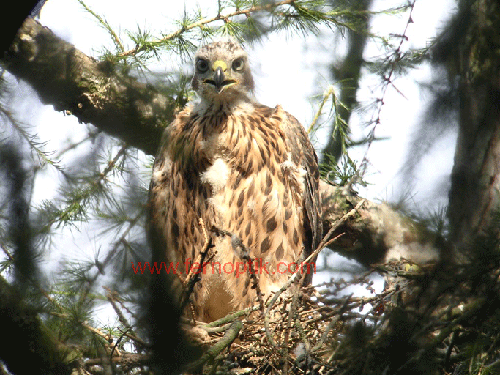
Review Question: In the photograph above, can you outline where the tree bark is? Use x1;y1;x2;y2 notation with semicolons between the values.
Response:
320;181;440;266
0;1;40;53
3;17;440;267
3;17;174;156
447;0;500;260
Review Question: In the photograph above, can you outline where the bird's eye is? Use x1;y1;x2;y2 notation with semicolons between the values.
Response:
196;58;209;73
232;58;245;71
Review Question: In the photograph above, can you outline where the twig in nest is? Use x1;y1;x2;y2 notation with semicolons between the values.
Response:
181;218;214;315
201;305;261;328
312;294;352;353
212;226;266;316
318;198;366;250
264;232;345;348
283;290;300;375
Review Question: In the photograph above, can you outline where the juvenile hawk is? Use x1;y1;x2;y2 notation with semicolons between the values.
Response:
148;39;322;322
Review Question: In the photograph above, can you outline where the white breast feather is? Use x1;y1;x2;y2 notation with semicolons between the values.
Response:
200;158;230;193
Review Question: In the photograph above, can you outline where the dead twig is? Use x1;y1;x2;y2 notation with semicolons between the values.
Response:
181;218;215;317
283;290;300;375
312;294;352;353
318;198;366;250
212;226;266;316
103;287;149;349
263;199;365;349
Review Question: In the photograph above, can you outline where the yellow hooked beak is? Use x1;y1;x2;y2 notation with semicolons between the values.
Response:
204;60;237;93
212;60;227;72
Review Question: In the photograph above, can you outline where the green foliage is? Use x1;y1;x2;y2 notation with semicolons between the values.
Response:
1;77;150;372
320;153;366;188
77;0;398;65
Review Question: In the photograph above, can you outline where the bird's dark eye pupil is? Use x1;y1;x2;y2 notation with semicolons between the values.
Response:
196;59;209;72
232;58;244;71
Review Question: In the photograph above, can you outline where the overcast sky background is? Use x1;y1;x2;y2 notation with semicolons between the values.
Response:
5;0;458;314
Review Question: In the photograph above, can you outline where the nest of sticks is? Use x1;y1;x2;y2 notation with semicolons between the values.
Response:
78;256;500;375
180;255;500;375
182;268;388;375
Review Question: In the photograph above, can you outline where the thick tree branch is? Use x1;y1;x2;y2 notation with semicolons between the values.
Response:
320;180;440;266
3;18;441;267
4;17;172;156
445;1;500;259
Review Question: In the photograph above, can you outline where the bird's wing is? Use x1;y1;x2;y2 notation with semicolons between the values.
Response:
279;107;323;263
147;105;193;265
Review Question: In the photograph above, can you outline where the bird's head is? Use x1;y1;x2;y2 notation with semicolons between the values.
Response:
191;39;255;105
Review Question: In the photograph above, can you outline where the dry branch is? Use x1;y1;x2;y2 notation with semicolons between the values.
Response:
83;353;151;368
4;17;171;156
319;180;441;266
